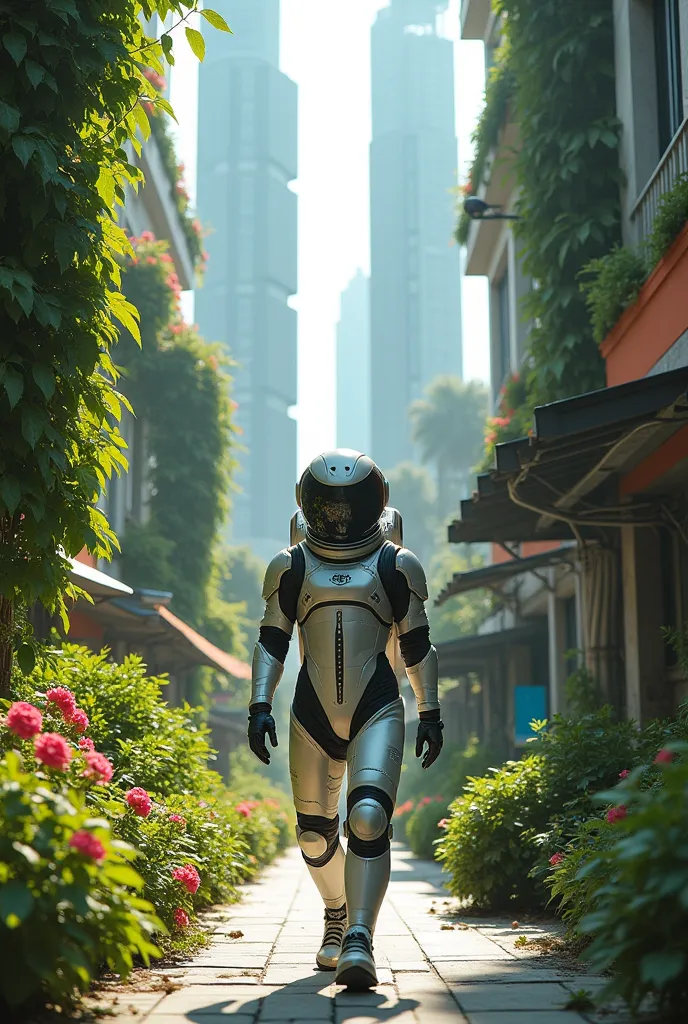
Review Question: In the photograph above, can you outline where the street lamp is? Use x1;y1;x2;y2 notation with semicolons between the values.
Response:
464;196;520;221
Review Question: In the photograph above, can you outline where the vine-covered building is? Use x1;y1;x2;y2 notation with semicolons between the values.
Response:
369;0;462;469
196;0;298;563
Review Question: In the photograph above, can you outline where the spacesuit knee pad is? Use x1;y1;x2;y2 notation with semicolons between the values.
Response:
296;813;340;868
345;786;394;858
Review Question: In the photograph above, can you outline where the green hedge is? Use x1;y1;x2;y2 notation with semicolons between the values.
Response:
0;645;290;1016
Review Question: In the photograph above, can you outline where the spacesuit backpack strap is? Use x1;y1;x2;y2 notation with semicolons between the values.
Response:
250;544;305;708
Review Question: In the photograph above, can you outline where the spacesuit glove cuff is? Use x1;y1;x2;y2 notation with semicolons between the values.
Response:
419;708;441;723
249;701;272;716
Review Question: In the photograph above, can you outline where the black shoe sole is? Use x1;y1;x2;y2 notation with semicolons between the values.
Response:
335;963;377;990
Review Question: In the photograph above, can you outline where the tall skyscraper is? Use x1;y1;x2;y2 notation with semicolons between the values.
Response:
196;0;297;561
336;271;371;454
369;0;462;469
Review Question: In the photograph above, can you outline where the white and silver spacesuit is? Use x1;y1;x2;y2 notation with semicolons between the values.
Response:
248;450;443;990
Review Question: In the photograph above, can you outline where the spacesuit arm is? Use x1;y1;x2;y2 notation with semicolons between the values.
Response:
249;549;296;709
394;549;440;715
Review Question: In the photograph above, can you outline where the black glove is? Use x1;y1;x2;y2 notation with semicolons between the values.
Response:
415;710;444;769
248;702;278;765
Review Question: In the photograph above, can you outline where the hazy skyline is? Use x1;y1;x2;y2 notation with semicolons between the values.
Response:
169;1;489;473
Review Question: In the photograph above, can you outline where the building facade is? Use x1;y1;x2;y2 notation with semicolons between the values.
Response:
196;0;298;562
336;270;371;454
369;0;462;469
444;0;688;744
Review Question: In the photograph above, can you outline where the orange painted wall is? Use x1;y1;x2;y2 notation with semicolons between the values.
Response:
601;224;688;386
620;424;688;496
490;540;561;565
74;547;97;568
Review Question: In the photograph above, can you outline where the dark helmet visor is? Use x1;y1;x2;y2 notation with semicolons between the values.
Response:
300;470;386;545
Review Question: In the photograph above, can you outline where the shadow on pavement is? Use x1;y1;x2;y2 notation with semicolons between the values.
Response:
183;974;419;1022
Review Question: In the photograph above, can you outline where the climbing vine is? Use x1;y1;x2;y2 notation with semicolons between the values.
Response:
494;0;622;405
117;234;236;631
0;0;230;692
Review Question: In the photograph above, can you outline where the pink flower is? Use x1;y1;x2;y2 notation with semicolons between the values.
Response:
79;737;95;752
438;818;449;829
198;800;208;808
169;814;186;827
140;230;155;242
71;709;89;734
607;805;627;824
419;796;432;807
160;252;173;264
146;256;157;265
46;687;77;719
34;733;72;770
549;852;565;866
172;864;201;894
126;787;153;817
619;769;630;780
83;750;114;784
654;748;673;765
235;802;253;818
6;701;43;739
173;907;190;929
69;831;106;862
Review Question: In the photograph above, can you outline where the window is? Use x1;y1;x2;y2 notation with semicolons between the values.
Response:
655;0;684;153
496;269;511;388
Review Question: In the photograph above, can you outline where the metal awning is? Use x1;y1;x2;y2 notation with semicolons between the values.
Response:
435;546;577;607
449;366;688;545
69;558;134;599
156;605;251;680
436;623;546;677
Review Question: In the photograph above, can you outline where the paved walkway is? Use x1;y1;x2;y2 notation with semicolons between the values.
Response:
90;845;621;1024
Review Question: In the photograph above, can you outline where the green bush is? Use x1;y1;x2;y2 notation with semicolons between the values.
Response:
404;797;450;859
437;755;550;907
575;748;688;1013
438;710;647;909
0;751;161;1015
580;244;648;343
647;171;688;268
2;644;291;1014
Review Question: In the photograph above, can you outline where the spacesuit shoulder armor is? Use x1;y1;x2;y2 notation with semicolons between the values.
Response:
395;548;428;602
262;548;293;601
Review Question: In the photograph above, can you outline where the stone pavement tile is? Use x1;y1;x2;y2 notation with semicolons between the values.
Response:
149;984;270;1016
452;982;572;1012
335;1011;417;1024
149;967;263;984
83;992;165;1021
258;993;334;1019
389;961;431;972
268;951;323;964
463;1014;586;1024
439;960;575;984
262;965;337;989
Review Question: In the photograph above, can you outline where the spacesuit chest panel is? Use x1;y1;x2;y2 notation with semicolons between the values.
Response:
296;545;393;626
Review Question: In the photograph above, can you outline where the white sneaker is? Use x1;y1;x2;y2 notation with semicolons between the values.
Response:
316;904;347;970
334;925;377;989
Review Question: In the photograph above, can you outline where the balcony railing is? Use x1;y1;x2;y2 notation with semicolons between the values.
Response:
631;117;688;244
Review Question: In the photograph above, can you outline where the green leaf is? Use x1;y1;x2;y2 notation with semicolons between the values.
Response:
3;31;27;66
185;26;206;62
21;406;45;448
0;476;21;515
160;32;175;66
0;100;20;134
32;364;55;399
54;224;77;273
154;96;177;122
103;864;145;889
201;8;233;32
16;643;36;675
24;59;45;88
108;290;141;344
4;366;24;408
11;135;36;167
640;951;685;988
0;882;34;928
11;842;40;865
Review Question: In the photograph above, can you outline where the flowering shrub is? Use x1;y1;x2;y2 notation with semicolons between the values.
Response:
1;645;292;1014
403;796;451;859
544;749;688;1014
478;372;533;472
0;750;160;1014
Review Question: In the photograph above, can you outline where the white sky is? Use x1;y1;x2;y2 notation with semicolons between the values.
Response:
170;1;489;474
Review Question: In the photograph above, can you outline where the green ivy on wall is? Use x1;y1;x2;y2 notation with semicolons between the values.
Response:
117;234;237;637
495;0;622;405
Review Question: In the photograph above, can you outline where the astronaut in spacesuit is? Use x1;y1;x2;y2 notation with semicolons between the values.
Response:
247;450;443;990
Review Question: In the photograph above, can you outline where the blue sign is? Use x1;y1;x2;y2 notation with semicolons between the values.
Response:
514;686;547;745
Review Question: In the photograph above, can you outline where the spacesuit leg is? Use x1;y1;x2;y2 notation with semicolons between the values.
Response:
289;711;347;908
343;697;404;933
